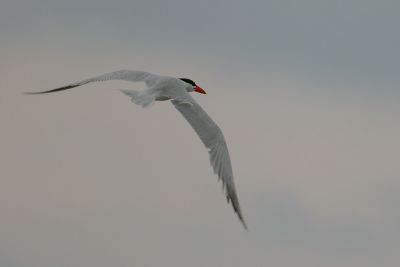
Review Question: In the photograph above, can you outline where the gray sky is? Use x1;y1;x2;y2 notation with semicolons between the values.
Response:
1;0;400;266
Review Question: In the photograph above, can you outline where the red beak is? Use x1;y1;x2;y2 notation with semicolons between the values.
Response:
195;85;206;94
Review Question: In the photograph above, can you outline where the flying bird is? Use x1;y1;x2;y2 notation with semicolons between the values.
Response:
26;70;247;229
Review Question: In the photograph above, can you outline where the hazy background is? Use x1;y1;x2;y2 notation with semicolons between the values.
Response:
1;0;399;266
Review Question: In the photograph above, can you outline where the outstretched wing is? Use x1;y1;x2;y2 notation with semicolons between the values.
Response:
25;70;161;94
172;95;247;229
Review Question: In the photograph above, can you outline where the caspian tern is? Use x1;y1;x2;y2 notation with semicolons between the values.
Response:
27;70;247;229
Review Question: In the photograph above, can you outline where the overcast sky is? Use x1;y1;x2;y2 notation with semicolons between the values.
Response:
1;1;400;266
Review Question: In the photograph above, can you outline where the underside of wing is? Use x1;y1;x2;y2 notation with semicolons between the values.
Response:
172;96;247;229
25;70;161;94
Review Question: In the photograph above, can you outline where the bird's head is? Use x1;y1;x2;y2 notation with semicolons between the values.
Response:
179;78;206;94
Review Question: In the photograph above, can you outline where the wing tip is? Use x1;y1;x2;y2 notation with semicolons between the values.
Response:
236;206;248;230
24;91;42;95
241;219;249;231
226;193;248;230
24;84;80;95
238;210;248;230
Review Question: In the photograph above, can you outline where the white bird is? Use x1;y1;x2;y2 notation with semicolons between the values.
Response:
27;70;247;229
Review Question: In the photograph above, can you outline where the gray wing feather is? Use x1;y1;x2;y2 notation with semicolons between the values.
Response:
25;70;160;94
172;96;247;229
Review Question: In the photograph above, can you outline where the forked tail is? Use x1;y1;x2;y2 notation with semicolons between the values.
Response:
120;89;155;108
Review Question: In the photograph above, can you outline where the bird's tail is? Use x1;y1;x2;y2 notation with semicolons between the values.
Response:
120;89;155;108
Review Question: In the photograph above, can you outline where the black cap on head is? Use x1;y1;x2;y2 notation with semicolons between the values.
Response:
179;78;196;87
